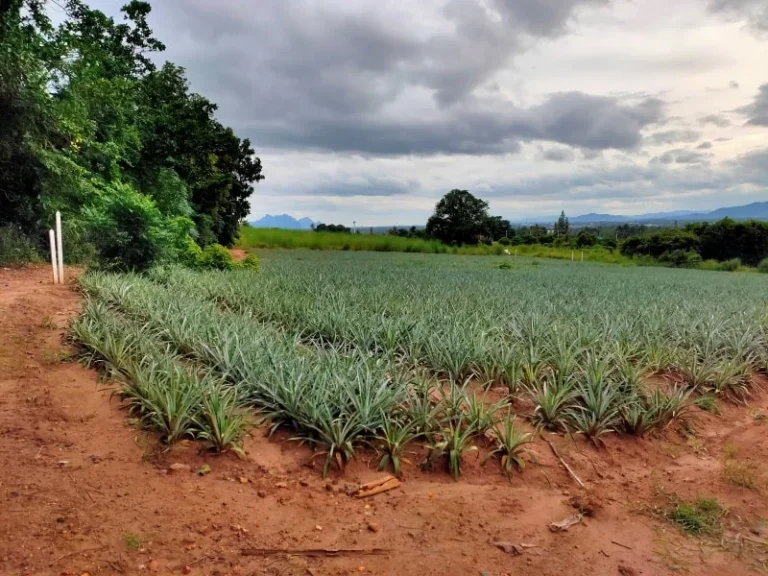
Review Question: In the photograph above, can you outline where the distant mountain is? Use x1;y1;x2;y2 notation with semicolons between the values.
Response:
569;213;630;224
511;201;768;226
249;214;314;229
703;202;768;221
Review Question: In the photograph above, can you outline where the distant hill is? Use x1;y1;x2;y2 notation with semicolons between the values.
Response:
512;201;768;226
249;214;314;229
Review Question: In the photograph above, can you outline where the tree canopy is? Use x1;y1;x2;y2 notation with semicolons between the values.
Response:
425;189;510;245
0;0;263;269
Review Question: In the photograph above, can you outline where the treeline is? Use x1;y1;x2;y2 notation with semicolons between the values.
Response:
0;1;263;270
621;219;768;270
365;189;768;271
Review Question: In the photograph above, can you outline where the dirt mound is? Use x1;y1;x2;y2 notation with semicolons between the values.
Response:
1;267;768;576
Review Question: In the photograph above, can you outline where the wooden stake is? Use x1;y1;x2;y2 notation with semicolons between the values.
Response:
49;229;59;285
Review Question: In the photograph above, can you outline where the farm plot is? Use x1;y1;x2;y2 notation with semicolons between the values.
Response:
73;251;768;479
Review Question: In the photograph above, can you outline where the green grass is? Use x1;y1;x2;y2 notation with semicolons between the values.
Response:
237;226;630;263
668;498;724;535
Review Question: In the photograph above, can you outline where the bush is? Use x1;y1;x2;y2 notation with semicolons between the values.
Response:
84;182;172;271
199;244;236;270
0;226;41;266
498;236;511;246
758;258;768;274
719;258;741;272
658;249;701;268
238;254;260;272
575;231;597;248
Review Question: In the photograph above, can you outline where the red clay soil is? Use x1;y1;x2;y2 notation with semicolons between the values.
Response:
2;267;768;576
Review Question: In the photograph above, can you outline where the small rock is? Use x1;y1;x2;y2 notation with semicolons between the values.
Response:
315;525;323;531
196;465;212;476
238;477;248;484
300;479;310;487
366;521;380;533
275;481;288;488
169;463;191;473
257;490;267;498
182;567;192;575
495;542;524;556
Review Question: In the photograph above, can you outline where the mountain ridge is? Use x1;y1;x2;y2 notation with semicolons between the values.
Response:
249;201;768;230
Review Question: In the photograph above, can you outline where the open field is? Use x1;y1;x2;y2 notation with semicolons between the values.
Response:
4;255;768;575
238;227;630;263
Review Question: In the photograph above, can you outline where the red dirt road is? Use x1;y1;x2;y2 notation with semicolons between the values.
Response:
2;267;768;576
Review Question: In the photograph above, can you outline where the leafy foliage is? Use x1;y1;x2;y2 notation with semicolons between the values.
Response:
1;0;263;270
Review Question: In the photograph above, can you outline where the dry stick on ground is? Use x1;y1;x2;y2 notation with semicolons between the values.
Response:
49;545;107;566
611;540;633;550
544;437;585;489
241;548;390;558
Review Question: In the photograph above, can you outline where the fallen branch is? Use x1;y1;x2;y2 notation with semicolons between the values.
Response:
241;548;390;558
49;546;107;566
545;438;584;489
355;476;401;498
611;540;633;550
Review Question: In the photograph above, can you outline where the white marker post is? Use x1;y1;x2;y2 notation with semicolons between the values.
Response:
55;211;64;284
49;229;59;285
571;250;574;262
581;251;584;262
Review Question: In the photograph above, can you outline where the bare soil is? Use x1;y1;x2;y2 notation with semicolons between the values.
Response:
2;266;768;576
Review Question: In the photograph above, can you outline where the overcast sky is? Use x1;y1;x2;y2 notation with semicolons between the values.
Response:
87;0;767;225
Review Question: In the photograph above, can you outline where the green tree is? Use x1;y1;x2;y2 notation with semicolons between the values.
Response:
554;211;569;237
426;189;491;245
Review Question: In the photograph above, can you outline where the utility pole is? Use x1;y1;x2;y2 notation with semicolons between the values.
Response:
353;220;356;234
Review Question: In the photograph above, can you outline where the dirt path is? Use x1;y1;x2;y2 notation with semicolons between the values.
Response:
2;267;768;576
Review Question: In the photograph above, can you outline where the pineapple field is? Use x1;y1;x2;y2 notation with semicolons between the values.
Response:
71;251;768;479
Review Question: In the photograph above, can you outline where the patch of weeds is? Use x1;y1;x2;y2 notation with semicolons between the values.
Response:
39;315;57;329
694;394;720;414
668;498;724;535
41;349;72;365
751;409;767;422
122;532;143;551
686;435;707;456
497;262;515;270
723;441;737;460
724;461;756;489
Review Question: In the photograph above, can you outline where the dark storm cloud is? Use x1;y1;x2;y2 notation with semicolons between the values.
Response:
242;92;664;155
737;83;768;126
646;129;701;145
652;148;712;165
478;147;768;205
541;147;577;162
126;0;657;156
708;0;768;32
305;177;415;198
699;114;732;127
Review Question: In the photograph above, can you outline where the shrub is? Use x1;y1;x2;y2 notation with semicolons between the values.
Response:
0;226;41;266
238;254;260;272
199;244;236;270
498;236;511;246
719;258;740;272
84;182;171;271
759;258;768;274
658;249;701;268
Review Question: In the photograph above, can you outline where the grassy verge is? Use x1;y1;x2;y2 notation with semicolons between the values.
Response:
237;226;630;264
